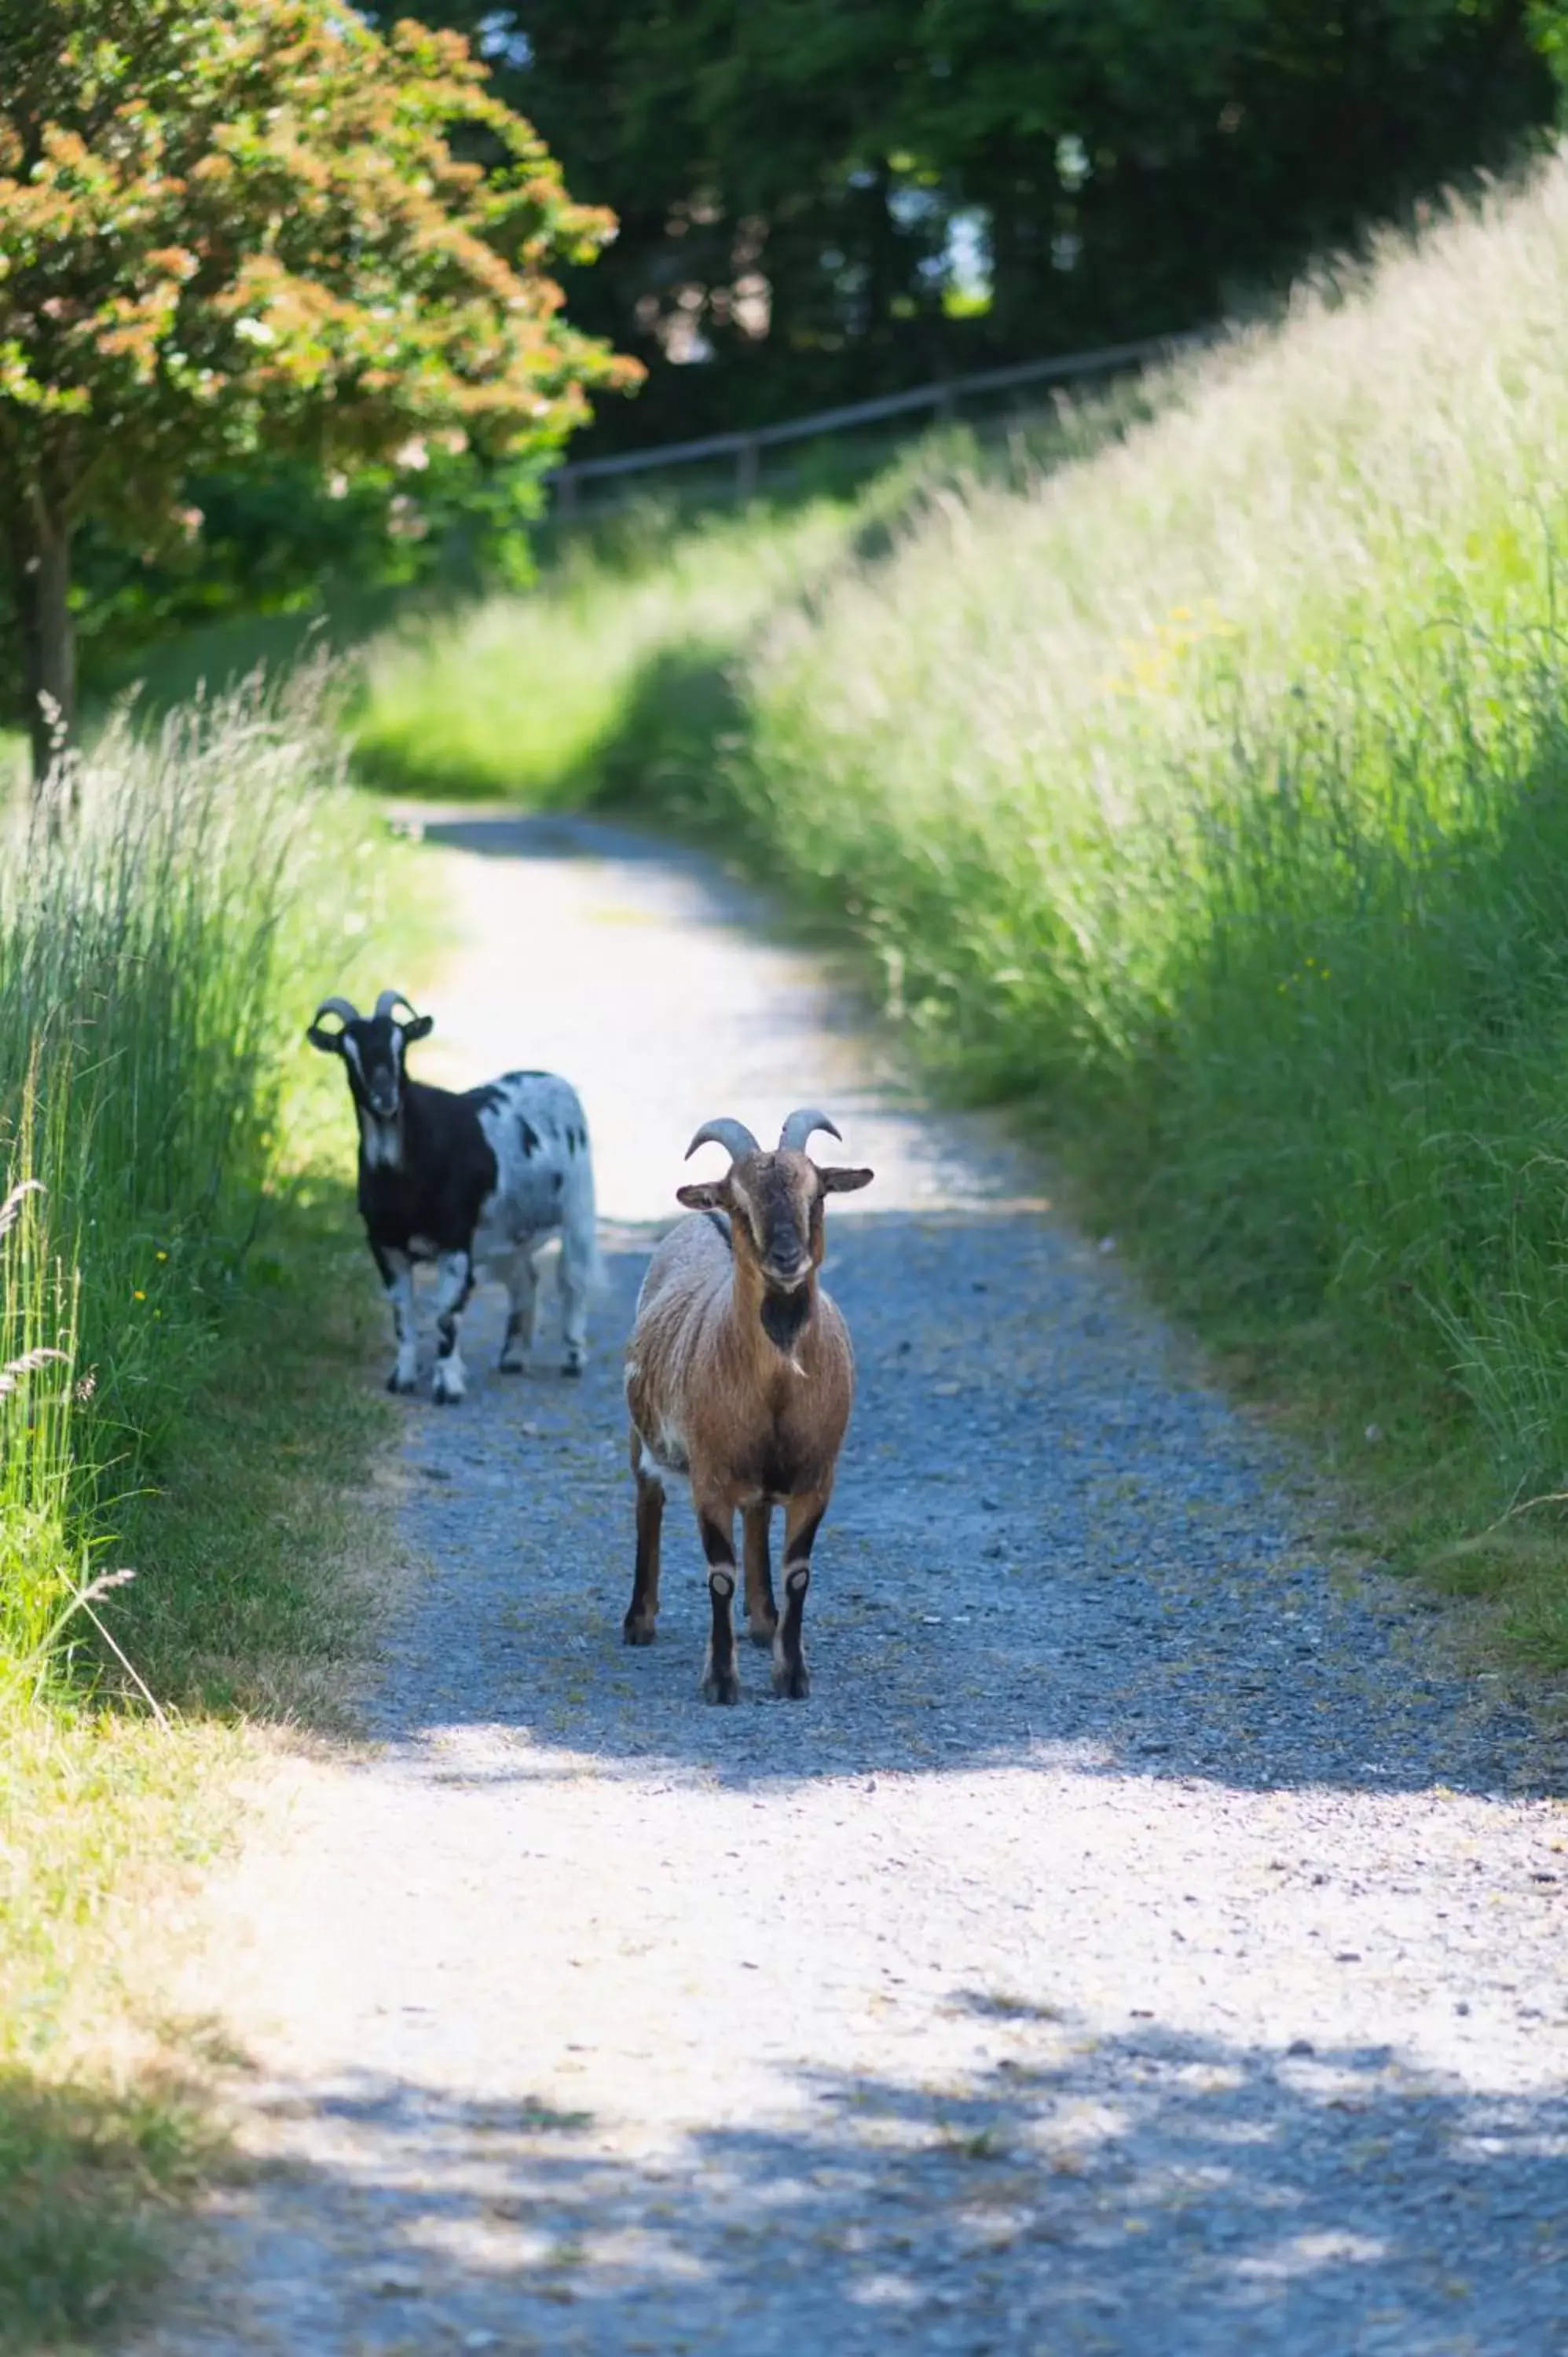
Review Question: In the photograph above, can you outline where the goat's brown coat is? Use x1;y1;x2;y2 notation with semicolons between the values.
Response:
622;1140;870;1699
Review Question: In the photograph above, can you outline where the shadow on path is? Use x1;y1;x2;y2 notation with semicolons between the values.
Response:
159;2015;1568;2356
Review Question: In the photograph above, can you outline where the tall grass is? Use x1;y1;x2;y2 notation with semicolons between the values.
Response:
0;1152;77;1673
677;152;1568;1651
0;673;367;1692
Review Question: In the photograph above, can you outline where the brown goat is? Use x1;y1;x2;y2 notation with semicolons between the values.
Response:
623;1109;874;1702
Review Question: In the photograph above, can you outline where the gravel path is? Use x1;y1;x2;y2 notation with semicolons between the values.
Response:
137;812;1567;2357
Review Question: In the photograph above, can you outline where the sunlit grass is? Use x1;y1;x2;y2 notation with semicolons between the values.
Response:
350;492;874;801
0;672;364;1672
696;152;1568;1658
343;421;1099;805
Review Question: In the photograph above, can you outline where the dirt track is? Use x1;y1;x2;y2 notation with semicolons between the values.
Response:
134;812;1567;2357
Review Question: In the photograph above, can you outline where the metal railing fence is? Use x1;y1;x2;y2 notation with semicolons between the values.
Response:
549;328;1210;515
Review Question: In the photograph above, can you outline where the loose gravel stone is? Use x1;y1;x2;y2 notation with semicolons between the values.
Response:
131;812;1568;2357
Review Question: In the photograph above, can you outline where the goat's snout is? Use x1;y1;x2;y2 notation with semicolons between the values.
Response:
761;1246;810;1291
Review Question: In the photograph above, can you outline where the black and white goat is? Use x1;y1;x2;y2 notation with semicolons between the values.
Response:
308;989;596;1402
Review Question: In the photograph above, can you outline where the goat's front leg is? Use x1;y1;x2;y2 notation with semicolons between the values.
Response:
557;1217;593;1378
697;1495;742;1704
430;1248;474;1404
498;1252;539;1373
372;1244;419;1395
742;1502;779;1648
624;1430;665;1644
775;1490;827;1700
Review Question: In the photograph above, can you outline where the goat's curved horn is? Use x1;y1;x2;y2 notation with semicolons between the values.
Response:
779;1107;842;1155
373;988;419;1022
311;996;361;1028
685;1117;760;1163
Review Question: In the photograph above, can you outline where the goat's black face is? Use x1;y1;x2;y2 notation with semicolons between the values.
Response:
307;1004;433;1119
346;1016;406;1121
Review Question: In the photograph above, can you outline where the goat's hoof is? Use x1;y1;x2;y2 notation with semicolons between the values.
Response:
430;1384;464;1407
561;1356;585;1380
387;1373;419;1396
747;1619;779;1650
496;1356;526;1376
702;1669;742;1706
771;1659;811;1701
623;1618;657;1647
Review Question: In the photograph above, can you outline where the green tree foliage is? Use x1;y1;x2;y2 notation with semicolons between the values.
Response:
916;0;1555;346
413;0;1555;450
0;0;636;777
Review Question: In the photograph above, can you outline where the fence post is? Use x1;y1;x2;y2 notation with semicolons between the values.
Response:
735;437;759;500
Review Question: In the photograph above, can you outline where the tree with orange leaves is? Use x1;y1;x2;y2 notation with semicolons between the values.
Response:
0;0;638;783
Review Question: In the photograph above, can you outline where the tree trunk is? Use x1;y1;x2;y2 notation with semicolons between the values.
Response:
12;508;76;791
987;184;1024;354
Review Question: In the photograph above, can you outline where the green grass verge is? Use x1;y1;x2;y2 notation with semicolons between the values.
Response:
0;2002;227;2349
349;491;877;801
0;1206;395;2349
351;155;1568;1671
0;672;441;2348
344;404;1162;805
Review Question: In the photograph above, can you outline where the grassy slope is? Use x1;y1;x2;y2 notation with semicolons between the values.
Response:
344;411;1151;803
354;155;1568;1670
350;491;888;801
712;159;1568;1659
0;687;441;2349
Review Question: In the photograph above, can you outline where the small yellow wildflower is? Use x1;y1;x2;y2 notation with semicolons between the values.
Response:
156;1248;168;1262
134;1288;146;1301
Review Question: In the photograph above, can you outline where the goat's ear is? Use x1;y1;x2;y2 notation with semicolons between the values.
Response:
818;1164;874;1195
401;1013;434;1043
306;1022;346;1056
676;1179;729;1212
